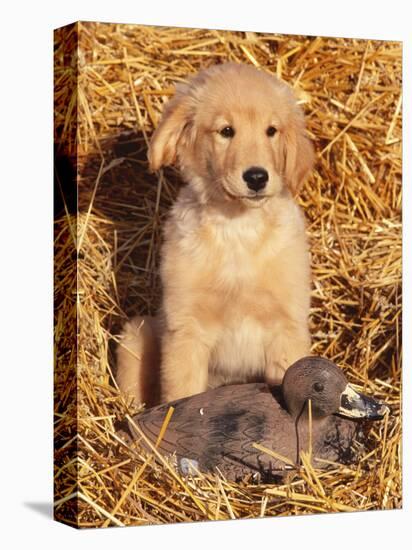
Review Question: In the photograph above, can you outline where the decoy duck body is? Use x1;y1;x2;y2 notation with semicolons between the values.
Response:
129;357;389;482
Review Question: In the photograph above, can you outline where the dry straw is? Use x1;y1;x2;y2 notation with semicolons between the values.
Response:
54;22;402;528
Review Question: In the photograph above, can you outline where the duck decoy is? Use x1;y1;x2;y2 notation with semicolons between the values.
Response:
128;357;389;482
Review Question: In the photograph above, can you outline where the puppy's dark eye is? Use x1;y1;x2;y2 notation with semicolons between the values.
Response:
266;126;277;137
220;126;235;138
313;382;324;392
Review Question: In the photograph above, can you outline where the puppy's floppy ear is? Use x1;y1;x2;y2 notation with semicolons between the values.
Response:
281;113;314;195
148;85;196;172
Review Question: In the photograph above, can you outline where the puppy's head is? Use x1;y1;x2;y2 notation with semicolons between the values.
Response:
149;63;314;207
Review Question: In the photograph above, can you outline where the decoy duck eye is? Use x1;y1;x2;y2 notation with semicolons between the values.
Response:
313;382;324;392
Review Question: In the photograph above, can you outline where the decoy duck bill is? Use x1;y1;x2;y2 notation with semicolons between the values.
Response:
339;384;390;420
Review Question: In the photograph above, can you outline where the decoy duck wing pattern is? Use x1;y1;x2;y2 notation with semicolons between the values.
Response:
133;384;302;481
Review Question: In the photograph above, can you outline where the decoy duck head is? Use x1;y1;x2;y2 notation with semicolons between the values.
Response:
282;357;389;421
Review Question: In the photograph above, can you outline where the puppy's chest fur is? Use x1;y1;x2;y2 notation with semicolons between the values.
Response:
166;197;301;296
163;198;306;379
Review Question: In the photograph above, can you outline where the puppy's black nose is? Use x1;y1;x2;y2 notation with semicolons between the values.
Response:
243;167;268;192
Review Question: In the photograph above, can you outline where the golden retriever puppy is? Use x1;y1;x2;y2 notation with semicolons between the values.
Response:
117;62;314;405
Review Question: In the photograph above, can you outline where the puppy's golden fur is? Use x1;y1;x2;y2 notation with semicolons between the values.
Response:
117;63;314;405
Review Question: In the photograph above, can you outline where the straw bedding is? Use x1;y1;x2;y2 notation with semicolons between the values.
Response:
54;22;402;527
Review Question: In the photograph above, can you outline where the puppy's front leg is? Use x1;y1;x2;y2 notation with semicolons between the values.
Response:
264;324;311;385
161;329;210;401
